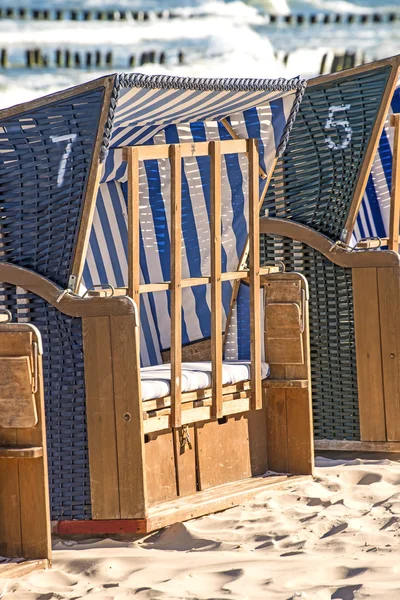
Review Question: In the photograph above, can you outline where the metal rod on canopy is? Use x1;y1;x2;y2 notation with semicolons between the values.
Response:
170;144;183;428
210;141;223;418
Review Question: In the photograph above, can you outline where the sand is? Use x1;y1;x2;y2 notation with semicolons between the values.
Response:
5;456;400;599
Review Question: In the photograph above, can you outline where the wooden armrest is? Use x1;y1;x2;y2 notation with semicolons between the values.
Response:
259;217;400;267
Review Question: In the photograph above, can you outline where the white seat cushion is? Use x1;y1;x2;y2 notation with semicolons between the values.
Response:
141;360;270;402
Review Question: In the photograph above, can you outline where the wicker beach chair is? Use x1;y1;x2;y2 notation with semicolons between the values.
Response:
261;55;400;449
0;73;314;533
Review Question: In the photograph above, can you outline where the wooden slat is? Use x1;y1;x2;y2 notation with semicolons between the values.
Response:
286;388;314;475
352;268;386;441
173;426;197;497
389;114;400;251
0;356;37;428
0;427;21;557
0;558;48;579
344;58;400;241
110;314;147;519
266;389;288;473
139;282;170;293
145;431;178;505
264;274;314;476
314;439;400;452
143;389;251;414
122;139;247;161
210;141;223;418
377;267;400;440
170;144;183;428
181;277;209;288
248;139;262;410
83;316;120;519
69;75;116;291
127;146;141;310
0;328;51;561
143;397;254;434
195;416;252;490
142;380;251;411
138;271;248;293
221;271;249;282
17;351;51;561
146;474;309;532
143;416;170;435
0;446;43;458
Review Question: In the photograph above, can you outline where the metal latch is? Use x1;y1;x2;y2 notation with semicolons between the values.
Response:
179;425;192;453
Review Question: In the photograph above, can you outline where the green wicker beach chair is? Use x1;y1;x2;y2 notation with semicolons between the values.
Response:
261;55;400;446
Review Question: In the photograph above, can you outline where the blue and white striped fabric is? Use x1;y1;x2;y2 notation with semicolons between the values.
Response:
353;79;400;244
83;81;299;366
224;283;265;362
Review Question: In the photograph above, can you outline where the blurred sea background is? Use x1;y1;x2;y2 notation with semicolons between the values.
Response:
0;0;398;108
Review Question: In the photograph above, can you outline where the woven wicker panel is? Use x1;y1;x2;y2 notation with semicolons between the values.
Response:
0;284;91;520
262;65;391;242
0;86;104;287
262;235;360;440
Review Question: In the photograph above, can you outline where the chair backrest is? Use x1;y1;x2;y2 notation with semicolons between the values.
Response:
261;57;400;251
0;80;107;287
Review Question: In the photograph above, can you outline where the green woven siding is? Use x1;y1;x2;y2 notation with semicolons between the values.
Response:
262;65;391;241
262;234;360;440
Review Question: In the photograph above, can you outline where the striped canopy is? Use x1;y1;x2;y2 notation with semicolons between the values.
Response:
83;74;306;366
354;79;400;242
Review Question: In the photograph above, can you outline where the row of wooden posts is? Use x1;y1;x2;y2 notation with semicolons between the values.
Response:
266;11;399;26
0;48;185;69
0;7;173;21
0;47;364;72
0;7;398;24
275;49;367;76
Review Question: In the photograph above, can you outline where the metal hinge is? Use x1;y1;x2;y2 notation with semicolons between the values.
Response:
68;274;77;291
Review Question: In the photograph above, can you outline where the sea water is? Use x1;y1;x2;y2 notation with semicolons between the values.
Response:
0;0;398;108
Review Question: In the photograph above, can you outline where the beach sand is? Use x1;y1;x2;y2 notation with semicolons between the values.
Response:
6;456;400;599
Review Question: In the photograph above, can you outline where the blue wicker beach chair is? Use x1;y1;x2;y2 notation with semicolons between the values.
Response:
0;73;314;534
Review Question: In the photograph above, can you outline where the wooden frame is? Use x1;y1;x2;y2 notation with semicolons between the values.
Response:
260;216;400;450
121;139;266;428
0;320;51;576
0;225;314;532
81;268;313;530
